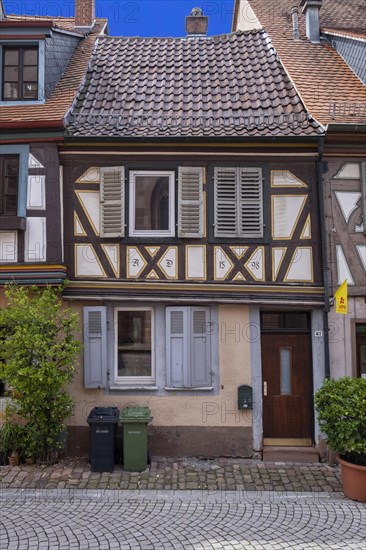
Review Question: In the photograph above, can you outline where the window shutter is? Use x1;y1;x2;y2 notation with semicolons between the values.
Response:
178;166;204;238
100;166;125;237
166;307;188;388
83;306;107;388
239;167;263;237
361;162;366;236
214;167;237;237
190;307;211;387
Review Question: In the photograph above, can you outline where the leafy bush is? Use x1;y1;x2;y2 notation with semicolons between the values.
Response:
315;376;366;466
0;284;82;463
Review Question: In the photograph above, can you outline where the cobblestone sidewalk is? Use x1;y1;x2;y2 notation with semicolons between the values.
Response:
0;457;342;492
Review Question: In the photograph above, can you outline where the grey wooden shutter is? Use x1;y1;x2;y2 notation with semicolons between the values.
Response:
214;167;238;237
166;307;188;388
100;166;125;237
178;166;204;238
239;167;263;237
83;306;107;388
190;307;211;387
361;162;366;235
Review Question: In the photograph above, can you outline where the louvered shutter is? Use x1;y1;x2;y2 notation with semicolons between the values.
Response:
178;166;204;238
100;166;125;237
190;307;211;387
83;307;107;388
214;167;237;237
166;308;188;388
239;167;263;237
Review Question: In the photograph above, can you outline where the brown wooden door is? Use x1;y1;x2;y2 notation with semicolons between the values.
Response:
262;333;313;440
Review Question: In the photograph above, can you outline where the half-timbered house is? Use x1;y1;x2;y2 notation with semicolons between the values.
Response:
60;7;327;459
233;0;366;457
0;2;107;401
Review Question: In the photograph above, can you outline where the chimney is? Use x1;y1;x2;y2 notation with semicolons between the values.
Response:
75;0;95;31
300;0;322;43
291;6;300;40
186;7;208;36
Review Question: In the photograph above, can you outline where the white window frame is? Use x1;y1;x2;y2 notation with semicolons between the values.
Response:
114;306;155;385
129;170;175;237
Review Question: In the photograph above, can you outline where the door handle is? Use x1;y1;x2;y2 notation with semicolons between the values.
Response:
263;381;268;396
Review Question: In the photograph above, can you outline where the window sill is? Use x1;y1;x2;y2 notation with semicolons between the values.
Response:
165;386;213;391
109;385;159;391
0;100;45;106
0;216;26;230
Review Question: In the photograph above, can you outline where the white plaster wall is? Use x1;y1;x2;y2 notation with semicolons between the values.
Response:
235;0;262;31
67;303;253;429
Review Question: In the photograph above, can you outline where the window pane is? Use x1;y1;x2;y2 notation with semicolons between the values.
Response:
23;82;38;99
23;49;38;65
23;66;37;81
261;313;281;330
3;83;18;99
4;66;19;82
4;49;19;65
134;175;170;231
280;348;292;395
285;313;309;330
117;311;152;377
4;196;17;215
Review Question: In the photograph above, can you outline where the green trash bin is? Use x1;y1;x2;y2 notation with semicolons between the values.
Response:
120;406;151;472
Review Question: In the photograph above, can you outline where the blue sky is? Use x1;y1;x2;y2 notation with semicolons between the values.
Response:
4;1;233;36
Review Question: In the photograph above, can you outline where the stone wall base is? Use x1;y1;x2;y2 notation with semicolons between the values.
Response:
66;425;253;458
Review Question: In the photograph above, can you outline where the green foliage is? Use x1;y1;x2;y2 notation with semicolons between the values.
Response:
315;376;366;466
0;284;82;463
0;422;26;463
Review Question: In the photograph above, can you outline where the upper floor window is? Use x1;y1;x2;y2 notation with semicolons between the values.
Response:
0;155;19;215
129;171;175;237
2;46;38;101
214;166;263;238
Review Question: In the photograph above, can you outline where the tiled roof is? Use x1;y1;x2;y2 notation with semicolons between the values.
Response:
0;20;108;130
67;31;323;138
316;0;366;35
5;14;82;33
241;0;366;125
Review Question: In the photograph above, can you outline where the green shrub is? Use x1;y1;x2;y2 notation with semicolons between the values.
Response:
315;376;366;466
0;284;82;463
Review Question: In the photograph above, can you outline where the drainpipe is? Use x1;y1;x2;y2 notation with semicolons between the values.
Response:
317;134;330;378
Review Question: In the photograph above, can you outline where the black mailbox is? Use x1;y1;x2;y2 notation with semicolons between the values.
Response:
238;385;253;409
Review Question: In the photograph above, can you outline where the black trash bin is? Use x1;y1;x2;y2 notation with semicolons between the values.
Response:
87;407;119;472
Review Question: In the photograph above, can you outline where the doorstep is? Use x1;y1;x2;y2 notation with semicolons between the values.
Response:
262;446;320;463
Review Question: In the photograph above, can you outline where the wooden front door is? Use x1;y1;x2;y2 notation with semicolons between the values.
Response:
261;331;313;442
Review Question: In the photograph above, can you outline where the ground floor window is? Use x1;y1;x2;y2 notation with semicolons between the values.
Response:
115;307;154;384
356;323;366;379
84;304;215;391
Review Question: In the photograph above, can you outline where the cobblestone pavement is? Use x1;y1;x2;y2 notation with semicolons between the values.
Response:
0;457;342;492
1;489;365;549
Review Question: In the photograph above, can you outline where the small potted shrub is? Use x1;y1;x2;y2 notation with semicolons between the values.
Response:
315;376;366;502
0;422;25;466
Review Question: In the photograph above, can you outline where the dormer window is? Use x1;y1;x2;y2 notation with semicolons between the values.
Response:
2;46;38;101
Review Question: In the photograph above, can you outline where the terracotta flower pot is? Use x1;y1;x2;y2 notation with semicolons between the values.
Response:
337;455;366;503
8;452;19;467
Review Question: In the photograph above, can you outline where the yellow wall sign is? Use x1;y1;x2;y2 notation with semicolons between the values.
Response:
334;280;348;314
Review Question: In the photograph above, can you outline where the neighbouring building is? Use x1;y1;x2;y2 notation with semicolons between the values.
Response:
0;0;107;402
233;0;366;448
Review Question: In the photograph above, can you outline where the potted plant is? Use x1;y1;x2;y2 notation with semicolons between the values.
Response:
315;376;366;502
0;422;25;466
